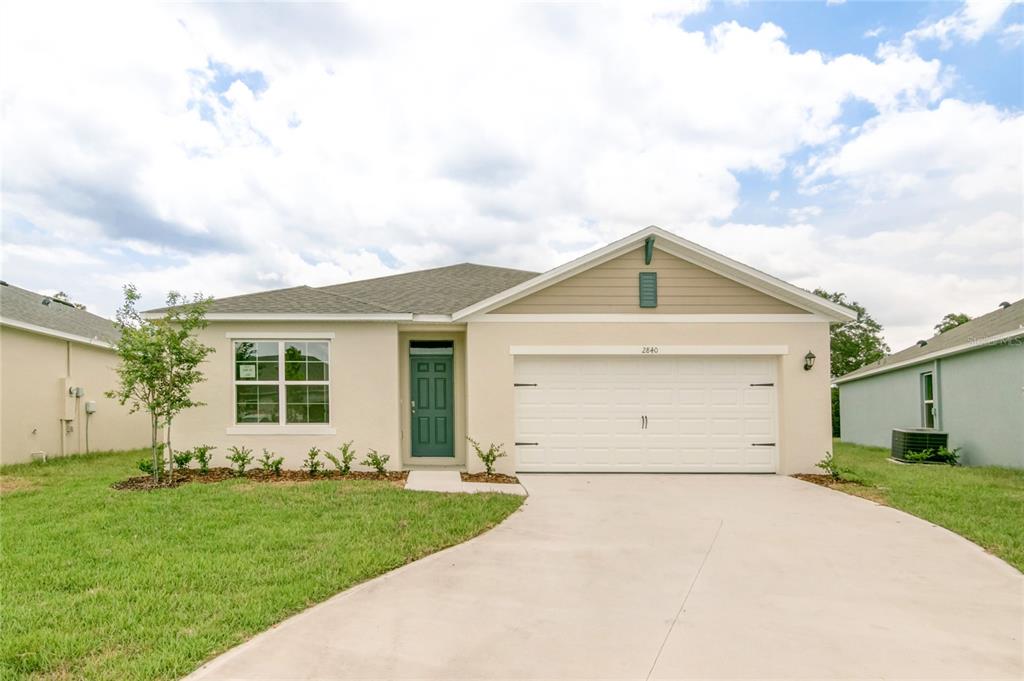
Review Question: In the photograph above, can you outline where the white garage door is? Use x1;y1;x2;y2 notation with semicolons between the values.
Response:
514;355;778;473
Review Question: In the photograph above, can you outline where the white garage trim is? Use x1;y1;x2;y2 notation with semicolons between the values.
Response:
510;345;789;356
474;314;830;323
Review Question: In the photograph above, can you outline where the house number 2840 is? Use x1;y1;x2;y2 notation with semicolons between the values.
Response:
641;345;660;354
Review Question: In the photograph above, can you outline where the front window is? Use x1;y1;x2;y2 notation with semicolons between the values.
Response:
234;340;330;425
921;371;935;428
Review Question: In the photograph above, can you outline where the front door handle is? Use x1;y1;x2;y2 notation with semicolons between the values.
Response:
411;400;416;414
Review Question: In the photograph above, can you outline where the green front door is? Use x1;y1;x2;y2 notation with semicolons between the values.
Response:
410;354;454;457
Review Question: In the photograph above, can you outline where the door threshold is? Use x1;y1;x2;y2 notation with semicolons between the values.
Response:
405;462;465;471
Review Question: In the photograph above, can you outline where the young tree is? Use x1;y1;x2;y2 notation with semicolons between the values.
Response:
814;289;890;379
106;285;214;482
815;289;890;438
934;312;971;334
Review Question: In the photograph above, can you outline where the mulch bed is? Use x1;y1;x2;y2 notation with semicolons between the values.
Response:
792;473;849;488
113;467;408;491
460;472;520;484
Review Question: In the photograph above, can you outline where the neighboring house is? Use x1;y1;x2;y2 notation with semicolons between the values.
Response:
836;300;1024;469
147;226;855;475
0;283;149;464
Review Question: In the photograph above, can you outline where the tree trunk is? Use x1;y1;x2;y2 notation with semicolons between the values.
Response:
166;420;173;482
150;414;159;483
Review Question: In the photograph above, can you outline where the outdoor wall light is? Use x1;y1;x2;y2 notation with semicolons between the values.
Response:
803;351;816;371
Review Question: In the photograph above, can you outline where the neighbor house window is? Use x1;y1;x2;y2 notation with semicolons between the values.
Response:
921;371;935;428
234;341;330;425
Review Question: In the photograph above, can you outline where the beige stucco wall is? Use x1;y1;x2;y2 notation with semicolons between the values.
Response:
174;321;402;470
465;321;832;475
494;246;808;314
0;326;149;464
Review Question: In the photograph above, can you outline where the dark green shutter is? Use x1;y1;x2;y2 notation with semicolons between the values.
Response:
639;272;657;308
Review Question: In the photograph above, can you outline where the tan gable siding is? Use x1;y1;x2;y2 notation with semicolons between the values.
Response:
493;246;809;314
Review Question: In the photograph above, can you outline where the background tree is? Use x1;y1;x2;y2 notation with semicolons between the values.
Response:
53;291;87;310
814;289;890;437
106;285;214;481
934;312;971;334
814;289;890;378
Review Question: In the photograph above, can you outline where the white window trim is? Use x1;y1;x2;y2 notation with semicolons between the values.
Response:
921;371;936;428
231;339;332;432
225;331;336;339
227;425;336;435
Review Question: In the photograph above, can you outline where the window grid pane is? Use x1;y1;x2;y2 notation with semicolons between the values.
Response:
235;341;281;381
236;385;280;423
286;384;329;424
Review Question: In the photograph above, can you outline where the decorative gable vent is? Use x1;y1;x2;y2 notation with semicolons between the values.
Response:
639;271;658;308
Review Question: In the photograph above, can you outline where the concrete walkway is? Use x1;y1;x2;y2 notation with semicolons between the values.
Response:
186;475;1023;680
405;470;528;495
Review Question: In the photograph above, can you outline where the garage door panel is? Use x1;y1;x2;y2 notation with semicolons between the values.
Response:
710;388;740;406
744;418;772;437
514;355;777;473
677;388;705;406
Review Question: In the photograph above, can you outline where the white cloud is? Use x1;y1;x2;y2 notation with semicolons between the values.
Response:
887;0;1014;53
1001;22;1024;46
826;0;847;6
799;99;1023;347
788;205;823;221
0;2;1017;351
864;26;885;39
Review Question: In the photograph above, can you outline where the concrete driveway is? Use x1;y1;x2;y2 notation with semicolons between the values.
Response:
187;475;1023;680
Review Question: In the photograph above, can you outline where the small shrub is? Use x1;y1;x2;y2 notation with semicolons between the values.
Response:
172;450;193;470
361;449;389;474
302;446;324;477
226;445;254;477
816;451;841;481
905;446;960;466
137;458;157;476
193;445;216;474
258;448;284;475
467;437;506;475
324;441;356;474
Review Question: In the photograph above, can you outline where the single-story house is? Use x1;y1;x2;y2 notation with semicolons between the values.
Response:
836;299;1023;469
0;282;149;464
150;226;855;475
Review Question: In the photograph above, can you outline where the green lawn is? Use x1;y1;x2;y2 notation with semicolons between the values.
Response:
831;440;1024;572
0;450;524;680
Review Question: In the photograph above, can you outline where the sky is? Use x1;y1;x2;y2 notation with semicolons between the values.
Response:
1;0;1021;351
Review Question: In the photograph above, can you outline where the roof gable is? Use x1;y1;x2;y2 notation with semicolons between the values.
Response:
454;226;856;321
492;244;808;315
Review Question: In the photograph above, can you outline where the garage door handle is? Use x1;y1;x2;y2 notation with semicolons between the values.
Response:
515;442;539;446
514;383;537;387
749;382;774;387
751;442;776;447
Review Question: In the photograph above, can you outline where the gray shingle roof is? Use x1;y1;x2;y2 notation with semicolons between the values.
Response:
182;285;399;315
0;282;120;345
151;263;540;317
317;263;539;314
837;298;1024;382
